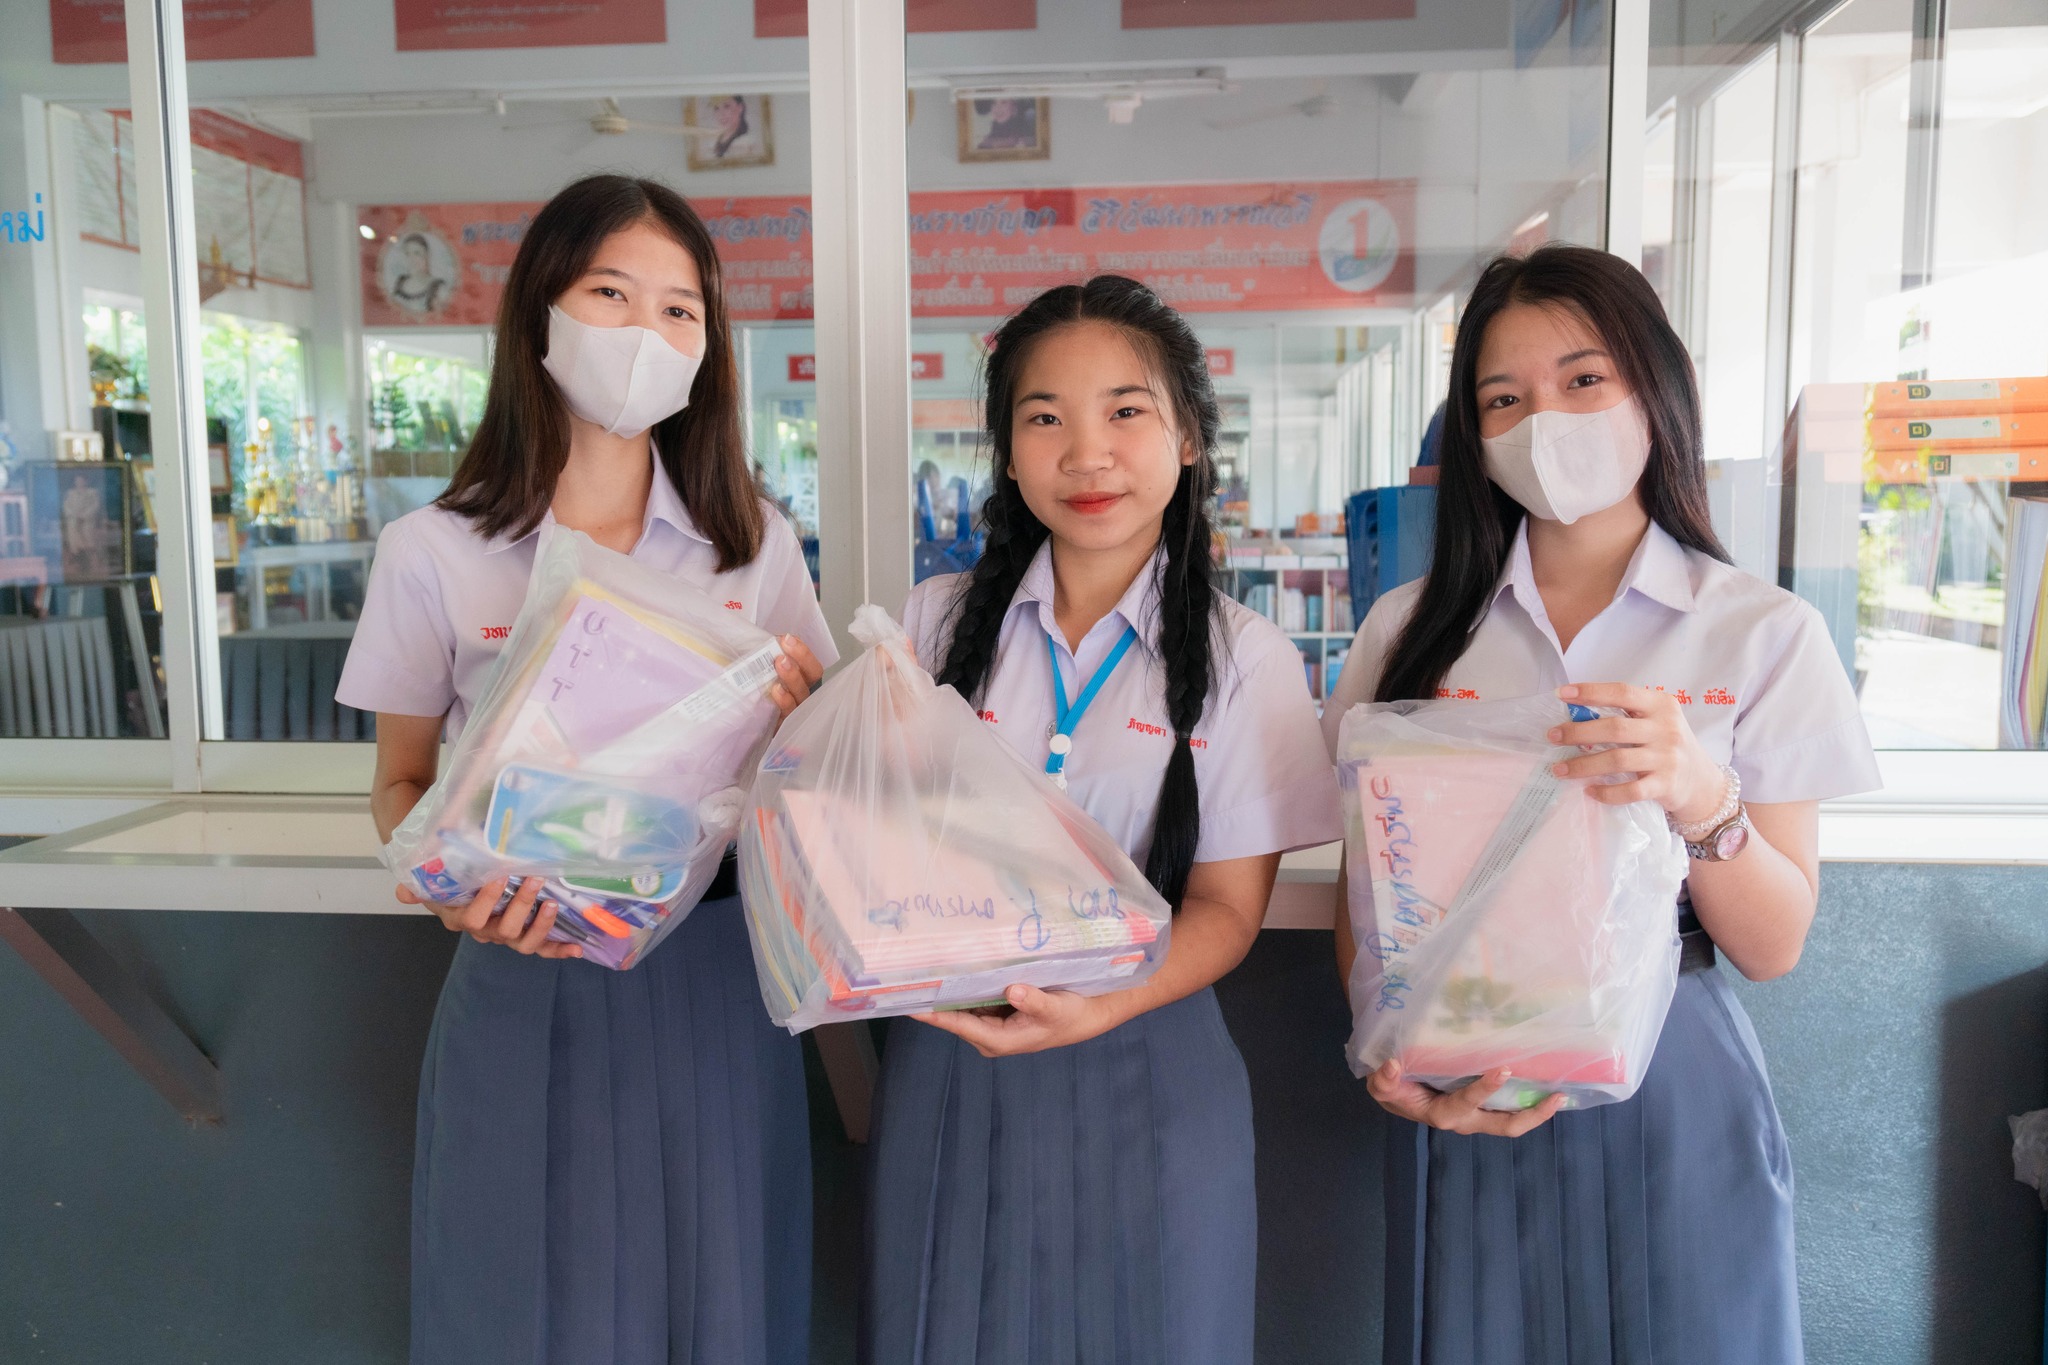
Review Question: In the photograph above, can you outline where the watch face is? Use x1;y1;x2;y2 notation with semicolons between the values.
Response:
1713;821;1750;861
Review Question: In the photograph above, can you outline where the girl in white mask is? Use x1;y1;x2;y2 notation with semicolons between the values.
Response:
337;175;831;1365
1320;246;1878;1365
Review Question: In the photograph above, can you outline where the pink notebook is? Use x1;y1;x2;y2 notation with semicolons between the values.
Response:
1356;749;1631;1085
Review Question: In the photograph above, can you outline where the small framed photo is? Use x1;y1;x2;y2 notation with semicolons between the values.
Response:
687;95;775;171
957;96;1050;163
128;459;157;532
25;460;130;581
207;443;232;494
211;513;238;566
55;429;105;463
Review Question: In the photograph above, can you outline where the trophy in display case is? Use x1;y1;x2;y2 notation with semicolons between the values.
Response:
244;417;290;545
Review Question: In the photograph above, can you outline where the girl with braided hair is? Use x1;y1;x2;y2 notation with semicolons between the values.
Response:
863;275;1341;1364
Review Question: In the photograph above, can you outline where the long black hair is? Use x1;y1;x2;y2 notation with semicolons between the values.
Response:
937;275;1221;909
1376;245;1729;703
437;174;762;571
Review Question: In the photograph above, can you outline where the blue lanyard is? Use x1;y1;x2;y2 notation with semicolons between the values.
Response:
1044;624;1138;788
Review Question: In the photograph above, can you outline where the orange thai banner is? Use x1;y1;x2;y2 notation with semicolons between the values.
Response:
754;0;1035;36
358;179;1415;328
394;0;665;50
51;0;315;63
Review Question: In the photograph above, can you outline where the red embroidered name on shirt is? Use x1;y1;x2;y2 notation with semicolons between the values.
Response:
1435;687;1480;700
977;710;999;724
724;600;744;611
1642;685;1735;706
480;626;510;641
1125;717;1207;749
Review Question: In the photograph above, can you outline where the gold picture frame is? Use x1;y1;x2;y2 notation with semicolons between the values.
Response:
27;460;131;581
129;459;158;532
211;513;239;566
956;96;1051;163
686;94;775;171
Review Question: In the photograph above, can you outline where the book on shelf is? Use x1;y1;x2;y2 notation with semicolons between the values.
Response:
2001;495;2048;749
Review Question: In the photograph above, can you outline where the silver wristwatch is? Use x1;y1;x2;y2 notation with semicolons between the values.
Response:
1671;765;1751;863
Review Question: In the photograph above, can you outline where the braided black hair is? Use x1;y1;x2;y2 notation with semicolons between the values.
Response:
935;275;1221;908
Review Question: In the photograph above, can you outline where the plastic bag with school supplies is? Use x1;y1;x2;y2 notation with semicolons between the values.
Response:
1337;693;1688;1110
738;605;1172;1033
383;527;785;969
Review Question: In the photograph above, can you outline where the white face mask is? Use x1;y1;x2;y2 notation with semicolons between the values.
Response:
1480;398;1652;524
541;305;703;437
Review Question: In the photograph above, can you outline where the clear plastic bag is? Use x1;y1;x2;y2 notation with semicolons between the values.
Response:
383;527;784;970
738;604;1172;1033
1337;693;1688;1110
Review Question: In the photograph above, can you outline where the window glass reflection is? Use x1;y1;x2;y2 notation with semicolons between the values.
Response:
903;0;1614;706
159;1;816;740
0;20;163;738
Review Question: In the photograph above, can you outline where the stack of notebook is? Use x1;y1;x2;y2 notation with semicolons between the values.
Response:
1337;694;1687;1110
385;530;783;970
739;606;1170;1032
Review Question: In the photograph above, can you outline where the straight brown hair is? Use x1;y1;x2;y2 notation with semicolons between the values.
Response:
437;174;763;571
1375;245;1730;703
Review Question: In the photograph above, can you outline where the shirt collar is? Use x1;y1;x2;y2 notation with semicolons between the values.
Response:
1012;539;1165;656
1496;518;1699;615
482;445;708;554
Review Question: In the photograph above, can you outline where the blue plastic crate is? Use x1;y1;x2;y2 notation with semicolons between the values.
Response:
1344;485;1437;618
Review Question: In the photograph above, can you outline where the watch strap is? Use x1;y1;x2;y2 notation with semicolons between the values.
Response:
1671;764;1741;842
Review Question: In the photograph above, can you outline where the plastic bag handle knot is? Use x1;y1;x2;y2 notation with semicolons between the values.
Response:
849;603;912;651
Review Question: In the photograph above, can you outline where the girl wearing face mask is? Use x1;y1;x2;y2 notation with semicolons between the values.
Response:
864;276;1341;1364
337;175;832;1365
1322;246;1878;1364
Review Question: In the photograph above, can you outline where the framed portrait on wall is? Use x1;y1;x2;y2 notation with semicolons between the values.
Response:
25;461;130;582
687;95;775;170
208;443;232;493
129;459;158;531
211;514;239;566
957;96;1050;162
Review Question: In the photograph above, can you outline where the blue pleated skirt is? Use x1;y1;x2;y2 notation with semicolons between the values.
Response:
410;894;811;1365
1384;966;1800;1365
864;986;1256;1365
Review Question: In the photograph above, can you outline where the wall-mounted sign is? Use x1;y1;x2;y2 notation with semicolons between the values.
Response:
77;109;310;290
786;355;948;382
755;0;1034;37
395;0;665;50
1123;0;1413;25
362;179;1415;327
1206;349;1235;377
51;0;315;63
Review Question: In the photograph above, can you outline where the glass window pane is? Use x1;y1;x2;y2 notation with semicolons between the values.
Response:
1;21;169;738
1928;3;2048;751
1782;0;2048;752
172;2;815;741
904;2;1612;705
1643;16;1782;578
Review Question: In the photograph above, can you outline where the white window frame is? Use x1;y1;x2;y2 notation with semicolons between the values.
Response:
2;0;2041;842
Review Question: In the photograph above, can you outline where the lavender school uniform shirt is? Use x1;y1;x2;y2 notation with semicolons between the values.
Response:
902;541;1342;872
337;452;836;739
1322;519;1880;804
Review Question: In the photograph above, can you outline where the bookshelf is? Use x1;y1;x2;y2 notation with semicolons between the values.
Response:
1220;536;1354;705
